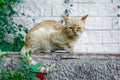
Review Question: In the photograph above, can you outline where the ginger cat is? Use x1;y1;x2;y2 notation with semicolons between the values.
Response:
20;15;88;73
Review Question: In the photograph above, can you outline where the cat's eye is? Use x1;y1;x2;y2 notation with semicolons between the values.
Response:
69;27;73;29
77;27;81;29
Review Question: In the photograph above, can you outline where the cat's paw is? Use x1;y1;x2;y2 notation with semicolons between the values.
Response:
67;49;74;54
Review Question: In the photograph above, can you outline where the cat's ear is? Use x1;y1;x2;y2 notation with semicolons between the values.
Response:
81;15;88;21
62;15;69;21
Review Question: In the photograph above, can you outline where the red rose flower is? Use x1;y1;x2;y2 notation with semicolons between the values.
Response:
36;73;45;80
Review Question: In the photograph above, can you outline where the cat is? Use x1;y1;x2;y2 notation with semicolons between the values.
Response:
20;15;88;73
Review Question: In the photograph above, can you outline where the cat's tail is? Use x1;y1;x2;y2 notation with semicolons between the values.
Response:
20;47;32;55
29;57;55;73
20;47;55;73
38;64;55;73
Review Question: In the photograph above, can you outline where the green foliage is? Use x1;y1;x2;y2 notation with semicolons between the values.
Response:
0;51;40;80
117;5;120;17
21;51;41;73
117;5;120;9
59;0;73;23
0;0;28;52
0;50;9;59
64;0;73;16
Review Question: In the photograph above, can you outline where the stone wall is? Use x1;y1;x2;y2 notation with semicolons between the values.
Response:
1;53;120;80
13;0;120;53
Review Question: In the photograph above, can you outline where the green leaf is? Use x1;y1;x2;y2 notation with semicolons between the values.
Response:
10;71;15;76
24;28;28;33
28;50;32;55
117;5;120;9
32;19;35;23
1;69;7;75
0;0;28;52
27;73;33;79
31;77;40;80
70;4;73;7
117;14;120;17
21;13;25;16
23;63;30;70
0;0;4;4
0;50;2;55
27;72;39;80
59;20;64;24
30;63;41;72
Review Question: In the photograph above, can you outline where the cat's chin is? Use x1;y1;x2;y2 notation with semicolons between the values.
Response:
73;35;79;38
68;35;79;39
69;35;79;39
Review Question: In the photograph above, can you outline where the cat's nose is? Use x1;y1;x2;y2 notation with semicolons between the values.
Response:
72;29;77;36
74;33;77;36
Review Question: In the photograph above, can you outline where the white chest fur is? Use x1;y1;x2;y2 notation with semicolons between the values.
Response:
30;27;56;51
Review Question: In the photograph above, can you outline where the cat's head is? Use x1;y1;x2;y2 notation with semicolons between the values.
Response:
62;15;88;38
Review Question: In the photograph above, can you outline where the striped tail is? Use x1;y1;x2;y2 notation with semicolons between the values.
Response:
20;47;55;73
29;57;55;73
38;64;55;73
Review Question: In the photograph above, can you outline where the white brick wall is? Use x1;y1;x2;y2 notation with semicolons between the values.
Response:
14;0;120;53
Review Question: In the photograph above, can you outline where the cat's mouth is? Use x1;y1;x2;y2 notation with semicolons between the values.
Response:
73;35;79;38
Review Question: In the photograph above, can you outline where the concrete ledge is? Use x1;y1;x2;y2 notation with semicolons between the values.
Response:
3;52;120;58
1;52;120;80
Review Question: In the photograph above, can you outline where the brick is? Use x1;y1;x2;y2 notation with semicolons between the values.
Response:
102;44;119;53
86;17;112;29
85;44;103;53
74;43;87;52
69;3;79;16
78;0;111;3
23;0;64;3
52;3;65;16
13;3;24;16
102;30;119;43
23;2;51;16
112;4;120;18
112;0;120;3
85;44;119;53
69;0;79;2
118;44;120;52
45;0;64;4
52;3;79;16
112;17;120;29
11;0;119;54
78;31;102;43
119;30;120;43
13;17;35;29
34;17;62;23
79;3;115;16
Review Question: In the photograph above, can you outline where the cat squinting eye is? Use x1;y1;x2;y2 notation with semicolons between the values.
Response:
69;27;73;29
77;27;81;29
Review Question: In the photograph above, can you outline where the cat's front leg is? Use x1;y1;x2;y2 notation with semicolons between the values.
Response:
64;46;74;53
67;48;73;53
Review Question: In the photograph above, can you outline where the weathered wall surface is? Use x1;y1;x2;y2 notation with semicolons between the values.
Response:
36;54;120;80
1;53;120;80
13;0;120;53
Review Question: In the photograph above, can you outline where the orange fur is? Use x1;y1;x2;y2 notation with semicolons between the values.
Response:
20;15;88;73
22;15;88;53
24;20;63;48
